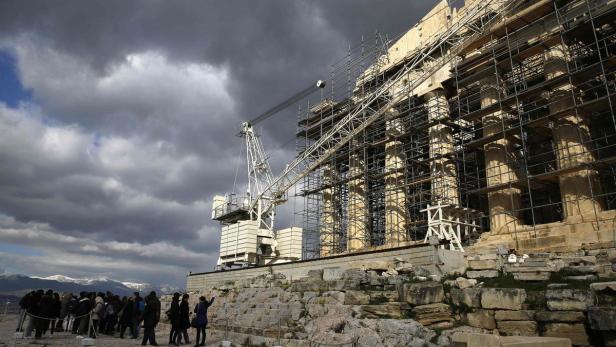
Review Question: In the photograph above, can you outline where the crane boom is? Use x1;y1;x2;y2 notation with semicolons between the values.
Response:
251;0;520;216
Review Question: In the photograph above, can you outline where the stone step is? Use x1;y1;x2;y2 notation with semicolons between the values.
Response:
504;265;557;273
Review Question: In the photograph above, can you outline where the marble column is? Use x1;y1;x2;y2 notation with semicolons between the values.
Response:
544;44;603;218
427;89;459;205
384;109;408;246
481;75;522;233
320;164;337;257
347;145;369;252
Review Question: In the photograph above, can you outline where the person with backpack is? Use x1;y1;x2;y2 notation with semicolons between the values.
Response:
192;295;215;347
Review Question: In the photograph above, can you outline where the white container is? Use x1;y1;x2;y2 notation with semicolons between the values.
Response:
81;337;95;346
14;332;24;339
222;341;232;347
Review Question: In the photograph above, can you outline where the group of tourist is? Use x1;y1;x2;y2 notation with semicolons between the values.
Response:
15;289;215;347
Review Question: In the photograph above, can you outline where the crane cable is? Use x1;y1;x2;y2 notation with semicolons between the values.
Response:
248;80;326;126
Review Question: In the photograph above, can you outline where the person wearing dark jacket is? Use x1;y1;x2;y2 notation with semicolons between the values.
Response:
16;291;34;332
178;294;191;345
67;294;79;333
132;292;143;339
25;290;43;337
119;297;135;339
35;290;54;339
76;292;91;335
167;293;181;346
140;292;160;346
49;292;61;334
193;295;214;347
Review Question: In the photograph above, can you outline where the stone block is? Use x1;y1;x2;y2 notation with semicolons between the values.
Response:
465;333;501;347
500;336;572;347
542;323;588;346
467;270;499;279
413;302;451;326
565;275;597;281
513;272;551;281
456;277;478;289
497;320;538;336
451;287;482;308
469;259;499;270
405;281;444;306
360;303;402;319
481;288;527;310
322;291;345;304
467;309;496;330
588;307;616;331
494;310;535;321
545;289;592;311
368;290;398;303
344;290;370;305
322;267;346;281
535;311;584;323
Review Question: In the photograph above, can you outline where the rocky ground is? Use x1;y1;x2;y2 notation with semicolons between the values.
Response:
0;314;221;347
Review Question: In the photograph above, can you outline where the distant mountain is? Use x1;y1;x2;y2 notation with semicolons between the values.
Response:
0;274;181;298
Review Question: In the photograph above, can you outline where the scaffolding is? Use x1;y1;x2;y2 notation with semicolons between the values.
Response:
294;0;616;258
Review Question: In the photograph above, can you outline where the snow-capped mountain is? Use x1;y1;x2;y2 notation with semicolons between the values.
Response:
0;274;181;297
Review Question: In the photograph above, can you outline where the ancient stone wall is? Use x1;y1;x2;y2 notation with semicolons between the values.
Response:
180;247;616;347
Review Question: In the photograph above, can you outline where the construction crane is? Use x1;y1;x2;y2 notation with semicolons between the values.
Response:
212;80;325;269
213;0;519;268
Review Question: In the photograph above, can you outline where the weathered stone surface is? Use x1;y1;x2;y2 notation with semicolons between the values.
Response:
535;311;584;323
322;291;345;304
565;274;597;281
451;287;481;309
500;336;573;347
360;303;403;319
374;319;437;347
455;277;477;289
513;272;551;281
368;290;398;303
590;281;616;291
542;323;588;346
395;263;415;274
481;288;526;310
466;309;496;330
322;267;346;281
344;290;370;305
405;281;444;306
469;259;499;270
497;320;538;336
588;307;616;331
413;302;451;326
545;289;592;311
494;310;535;321
467;270;499;279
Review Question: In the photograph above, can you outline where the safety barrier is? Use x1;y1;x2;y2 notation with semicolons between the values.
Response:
13;311;96;346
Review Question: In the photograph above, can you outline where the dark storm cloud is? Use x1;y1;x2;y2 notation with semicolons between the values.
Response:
0;0;435;285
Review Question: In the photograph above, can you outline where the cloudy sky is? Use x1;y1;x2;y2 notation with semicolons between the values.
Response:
0;0;435;287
